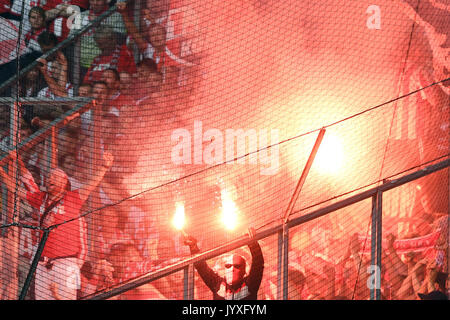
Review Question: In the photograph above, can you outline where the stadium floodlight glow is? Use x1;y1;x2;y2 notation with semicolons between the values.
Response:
315;134;344;174
172;202;187;235
220;189;239;231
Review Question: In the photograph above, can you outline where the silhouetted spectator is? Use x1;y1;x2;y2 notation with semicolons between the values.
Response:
418;269;448;300
184;228;264;300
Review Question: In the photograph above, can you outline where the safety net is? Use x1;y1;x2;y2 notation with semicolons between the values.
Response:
0;0;448;300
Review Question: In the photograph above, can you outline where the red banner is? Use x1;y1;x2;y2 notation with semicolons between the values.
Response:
358;231;441;255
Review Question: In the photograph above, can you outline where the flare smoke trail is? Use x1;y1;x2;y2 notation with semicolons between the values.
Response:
120;0;448;246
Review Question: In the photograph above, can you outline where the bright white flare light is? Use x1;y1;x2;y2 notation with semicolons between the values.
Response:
315;134;344;174
220;189;238;231
172;202;186;230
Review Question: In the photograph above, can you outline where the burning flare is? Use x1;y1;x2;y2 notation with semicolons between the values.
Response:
220;189;239;230
172;202;186;231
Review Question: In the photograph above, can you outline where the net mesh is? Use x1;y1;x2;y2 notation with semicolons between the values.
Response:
0;0;449;300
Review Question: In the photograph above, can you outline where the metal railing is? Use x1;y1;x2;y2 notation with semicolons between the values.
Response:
81;157;449;300
0;4;120;94
0;2;448;301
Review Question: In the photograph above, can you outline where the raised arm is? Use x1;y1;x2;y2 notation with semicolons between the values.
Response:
0;151;28;200
38;58;68;97
385;233;408;277
396;272;415;299
184;235;222;292
45;4;71;22
55;51;69;92
411;259;428;294
117;2;148;53
246;228;264;293
78;151;114;203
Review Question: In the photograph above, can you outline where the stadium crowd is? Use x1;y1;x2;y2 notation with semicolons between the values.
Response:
0;0;448;300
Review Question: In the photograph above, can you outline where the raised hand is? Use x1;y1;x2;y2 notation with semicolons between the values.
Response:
183;234;197;248
247;227;256;240
386;233;396;252
142;8;156;24
102;151;114;169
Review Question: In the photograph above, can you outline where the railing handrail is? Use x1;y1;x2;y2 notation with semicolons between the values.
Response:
83;156;450;300
0;4;120;92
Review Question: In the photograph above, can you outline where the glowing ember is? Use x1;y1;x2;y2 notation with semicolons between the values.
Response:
220;189;239;230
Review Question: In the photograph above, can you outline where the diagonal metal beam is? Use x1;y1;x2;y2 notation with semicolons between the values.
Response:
283;128;326;224
0;97;91;105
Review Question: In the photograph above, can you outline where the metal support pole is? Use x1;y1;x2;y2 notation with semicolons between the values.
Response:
73;38;81;96
183;264;195;300
7;102;20;299
1;102;19;236
43;136;52;184
370;195;377;301
279;128;325;300
51;127;58;169
376;190;383;300
183;265;189;300
91;102;101;261
282;225;289;300
277;225;290;301
283;128;326;224
9;101;19;215
1;183;7;234
132;0;141;63
370;190;383;300
19;229;50;300
277;230;283;300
